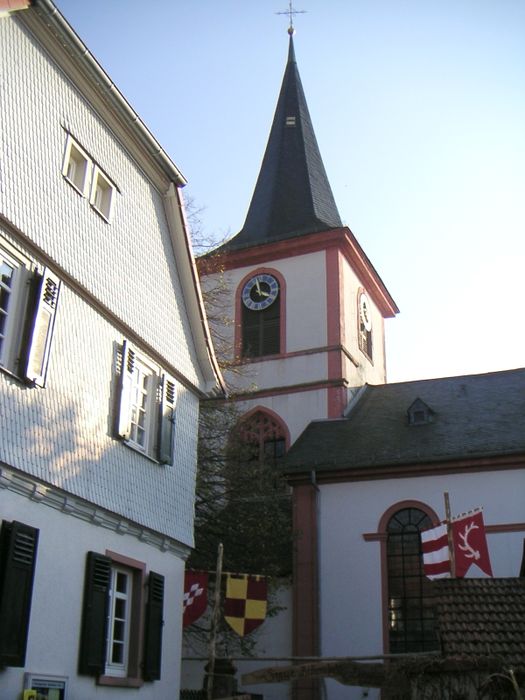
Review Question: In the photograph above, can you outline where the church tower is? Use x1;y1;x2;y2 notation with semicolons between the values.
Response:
200;33;398;450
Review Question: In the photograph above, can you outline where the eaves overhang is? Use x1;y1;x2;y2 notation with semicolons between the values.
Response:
164;186;226;396
201;226;399;319
14;0;224;398
18;0;186;191
285;452;525;486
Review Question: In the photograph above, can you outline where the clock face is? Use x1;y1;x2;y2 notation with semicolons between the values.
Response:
242;274;279;311
359;292;372;332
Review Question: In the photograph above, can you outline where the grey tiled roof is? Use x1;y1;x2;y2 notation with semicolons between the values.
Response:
434;578;525;671
222;36;342;252
285;368;525;473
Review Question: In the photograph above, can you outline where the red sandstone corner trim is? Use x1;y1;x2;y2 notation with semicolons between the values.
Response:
293;484;319;664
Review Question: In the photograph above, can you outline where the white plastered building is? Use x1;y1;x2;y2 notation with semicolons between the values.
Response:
0;2;222;698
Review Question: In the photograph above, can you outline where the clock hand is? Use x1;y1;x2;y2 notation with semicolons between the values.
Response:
255;278;262;296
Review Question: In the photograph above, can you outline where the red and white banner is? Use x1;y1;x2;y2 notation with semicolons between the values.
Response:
183;571;208;628
451;509;493;578
421;523;451;579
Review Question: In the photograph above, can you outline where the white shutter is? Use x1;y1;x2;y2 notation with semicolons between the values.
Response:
24;268;60;387
116;341;135;440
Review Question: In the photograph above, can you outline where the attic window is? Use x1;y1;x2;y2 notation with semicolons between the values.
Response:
63;137;91;196
407;399;433;426
90;166;115;222
285;116;296;127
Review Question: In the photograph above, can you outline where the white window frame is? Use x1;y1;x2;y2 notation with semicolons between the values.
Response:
105;565;132;678
117;341;177;463
127;354;158;455
90;166;115;222
62;135;91;196
0;242;31;373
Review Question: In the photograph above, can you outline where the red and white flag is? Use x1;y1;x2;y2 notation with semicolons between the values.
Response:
421;523;451;579
451;509;493;578
183;571;208;627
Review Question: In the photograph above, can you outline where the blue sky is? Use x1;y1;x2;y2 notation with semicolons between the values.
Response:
55;0;525;383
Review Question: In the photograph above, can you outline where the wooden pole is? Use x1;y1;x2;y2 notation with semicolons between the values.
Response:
444;492;456;578
207;543;224;700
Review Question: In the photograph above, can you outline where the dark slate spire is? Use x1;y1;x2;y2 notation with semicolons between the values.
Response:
225;35;342;251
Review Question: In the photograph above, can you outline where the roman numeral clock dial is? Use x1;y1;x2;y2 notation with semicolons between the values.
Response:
242;274;279;311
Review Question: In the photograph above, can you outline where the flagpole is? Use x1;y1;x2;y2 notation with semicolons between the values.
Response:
207;542;223;700
444;492;456;578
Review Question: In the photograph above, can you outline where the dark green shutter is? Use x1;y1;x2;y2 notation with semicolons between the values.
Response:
78;552;111;676
157;373;176;464
116;341;135;440
22;268;61;387
143;571;164;681
0;520;39;667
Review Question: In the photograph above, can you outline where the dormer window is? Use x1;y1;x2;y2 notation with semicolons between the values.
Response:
407;399;434;426
285;116;296;127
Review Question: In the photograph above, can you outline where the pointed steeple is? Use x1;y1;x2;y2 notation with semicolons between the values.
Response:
225;35;342;251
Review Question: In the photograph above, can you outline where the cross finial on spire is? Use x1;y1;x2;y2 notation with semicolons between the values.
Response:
276;1;306;35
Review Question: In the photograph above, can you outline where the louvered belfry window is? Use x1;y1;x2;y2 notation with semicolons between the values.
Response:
387;508;439;653
241;293;280;358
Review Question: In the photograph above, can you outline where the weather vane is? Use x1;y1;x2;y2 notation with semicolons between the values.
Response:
276;1;306;35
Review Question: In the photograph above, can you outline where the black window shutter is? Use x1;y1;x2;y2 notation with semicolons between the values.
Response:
116;340;135;440
0;520;39;667
143;571;164;681
22;268;61;387
78;551;111;676
157;373;176;464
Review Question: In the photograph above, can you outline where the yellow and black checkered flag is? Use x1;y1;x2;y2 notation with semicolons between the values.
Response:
224;574;267;636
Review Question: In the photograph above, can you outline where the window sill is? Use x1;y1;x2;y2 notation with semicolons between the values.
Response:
0;364;30;386
239;352;283;364
63;174;88;198
91;203;112;223
98;675;143;688
121;439;169;466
